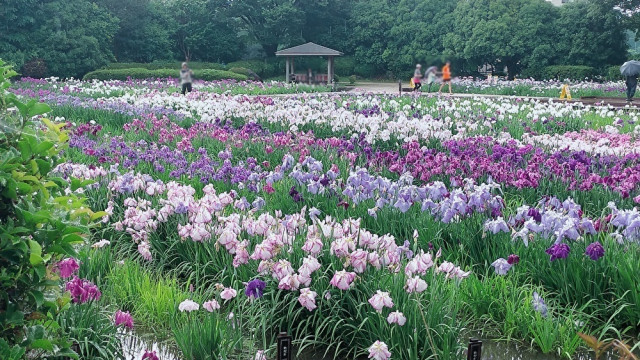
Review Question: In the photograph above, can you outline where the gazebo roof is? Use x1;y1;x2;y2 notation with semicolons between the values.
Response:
275;42;343;57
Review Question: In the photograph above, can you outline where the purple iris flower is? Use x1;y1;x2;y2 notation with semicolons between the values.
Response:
585;242;604;260
545;243;570;261
527;208;542;222
507;254;520;265
245;279;266;299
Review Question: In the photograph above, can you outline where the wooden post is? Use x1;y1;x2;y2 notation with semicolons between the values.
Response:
291;57;295;78
286;57;290;83
467;338;482;360
328;56;332;86
277;332;293;360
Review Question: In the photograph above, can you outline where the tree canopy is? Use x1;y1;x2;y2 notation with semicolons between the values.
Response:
0;0;633;78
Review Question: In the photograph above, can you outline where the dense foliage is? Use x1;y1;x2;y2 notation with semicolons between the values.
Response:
0;60;117;358
0;0;632;79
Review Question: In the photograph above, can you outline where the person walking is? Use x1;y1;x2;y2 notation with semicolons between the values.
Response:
626;74;638;103
424;66;437;93
180;62;194;95
438;61;452;95
413;64;423;92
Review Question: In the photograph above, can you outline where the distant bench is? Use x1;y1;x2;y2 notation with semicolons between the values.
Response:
291;73;330;85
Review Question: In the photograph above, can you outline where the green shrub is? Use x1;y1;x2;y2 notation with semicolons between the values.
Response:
605;65;622;81
102;62;227;71
21;58;48;78
228;59;286;79
349;75;357;85
0;59;99;358
83;68;247;81
227;60;268;77
334;56;356;77
542;65;596;80
197;69;248;82
354;63;379;78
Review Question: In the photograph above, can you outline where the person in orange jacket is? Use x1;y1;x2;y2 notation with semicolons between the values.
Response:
438;61;452;95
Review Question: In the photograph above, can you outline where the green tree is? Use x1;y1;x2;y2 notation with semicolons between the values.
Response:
33;0;119;78
556;0;628;69
444;0;559;79
0;0;42;70
0;0;119;78
228;0;305;56
102;0;175;63
299;0;352;52
168;0;245;63
382;0;459;76
350;0;397;77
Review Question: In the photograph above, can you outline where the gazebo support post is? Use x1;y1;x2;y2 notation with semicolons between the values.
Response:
285;57;290;83
327;56;332;86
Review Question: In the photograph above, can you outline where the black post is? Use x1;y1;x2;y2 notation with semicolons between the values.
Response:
399;80;402;95
467;338;482;360
277;331;293;360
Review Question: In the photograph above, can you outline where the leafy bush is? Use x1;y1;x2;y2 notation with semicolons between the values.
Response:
543;65;596;80
606;65;622;81
349;75;357;85
228;67;261;82
334;56;356;77
0;59;100;358
227;59;284;79
354;63;379;78
102;62;227;71
83;68;247;81
21;59;48;78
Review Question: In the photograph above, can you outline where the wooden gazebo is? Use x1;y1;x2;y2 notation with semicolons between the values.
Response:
275;42;343;85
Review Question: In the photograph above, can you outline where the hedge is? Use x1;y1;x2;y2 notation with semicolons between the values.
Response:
605;65;622;81
102;62;227;71
542;65;595;80
83;68;248;81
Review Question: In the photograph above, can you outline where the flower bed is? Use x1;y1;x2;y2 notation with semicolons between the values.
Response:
6;77;640;359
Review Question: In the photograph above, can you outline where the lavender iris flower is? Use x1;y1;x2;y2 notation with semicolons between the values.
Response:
491;258;512;275
252;197;266;210
532;292;548;317
309;207;321;219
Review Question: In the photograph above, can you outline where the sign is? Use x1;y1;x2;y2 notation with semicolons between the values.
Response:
560;84;572;100
467;338;482;360
277;332;293;360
